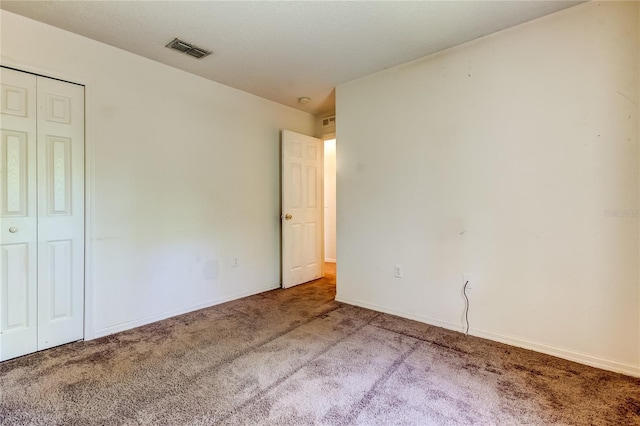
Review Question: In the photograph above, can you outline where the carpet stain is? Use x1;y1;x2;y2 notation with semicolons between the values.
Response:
62;348;116;367
619;397;640;417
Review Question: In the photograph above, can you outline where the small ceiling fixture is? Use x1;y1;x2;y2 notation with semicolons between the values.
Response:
298;97;311;104
166;38;212;59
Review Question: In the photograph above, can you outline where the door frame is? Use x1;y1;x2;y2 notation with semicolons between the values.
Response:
1;62;93;342
321;136;337;264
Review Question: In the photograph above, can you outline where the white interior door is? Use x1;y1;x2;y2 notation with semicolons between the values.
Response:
281;130;323;288
0;68;39;360
0;67;84;361
36;75;85;350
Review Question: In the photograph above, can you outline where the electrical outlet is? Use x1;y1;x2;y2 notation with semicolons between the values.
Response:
394;264;403;278
463;273;473;289
233;258;239;268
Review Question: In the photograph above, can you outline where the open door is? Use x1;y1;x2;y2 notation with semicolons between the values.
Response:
281;130;323;288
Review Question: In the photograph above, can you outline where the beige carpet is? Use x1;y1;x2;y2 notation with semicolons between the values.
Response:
1;266;639;425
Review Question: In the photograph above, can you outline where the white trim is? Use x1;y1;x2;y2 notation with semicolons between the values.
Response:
335;295;640;378
93;284;280;338
319;131;336;140
322;136;336;268
83;81;96;341
0;58;89;88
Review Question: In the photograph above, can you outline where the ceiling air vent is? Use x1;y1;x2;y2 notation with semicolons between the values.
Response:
322;115;336;128
166;38;212;59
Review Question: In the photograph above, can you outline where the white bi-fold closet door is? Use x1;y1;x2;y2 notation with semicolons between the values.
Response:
0;67;85;361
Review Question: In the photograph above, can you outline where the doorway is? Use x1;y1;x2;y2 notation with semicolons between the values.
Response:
280;130;336;289
323;139;336;279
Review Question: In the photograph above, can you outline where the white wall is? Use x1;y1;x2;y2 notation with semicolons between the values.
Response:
0;11;314;338
324;140;337;262
336;2;640;376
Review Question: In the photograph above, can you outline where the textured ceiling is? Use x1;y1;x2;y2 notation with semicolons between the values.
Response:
1;1;583;115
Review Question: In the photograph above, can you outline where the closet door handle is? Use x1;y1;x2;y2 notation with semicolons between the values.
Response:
9;226;18;233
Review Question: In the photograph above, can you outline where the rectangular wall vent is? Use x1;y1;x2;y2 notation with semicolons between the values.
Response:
322;115;336;128
166;38;212;59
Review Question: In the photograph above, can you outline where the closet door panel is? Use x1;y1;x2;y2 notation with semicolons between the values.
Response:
0;68;38;361
36;76;84;350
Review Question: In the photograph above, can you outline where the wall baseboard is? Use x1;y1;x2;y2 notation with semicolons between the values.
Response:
324;258;336;263
92;283;280;339
335;295;640;378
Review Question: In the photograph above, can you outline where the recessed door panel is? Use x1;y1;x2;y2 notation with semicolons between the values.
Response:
1;84;28;117
291;224;303;271
306;145;316;160
1;130;28;217
45;94;71;124
291;141;301;158
305;223;318;267
48;240;73;320
306;166;317;208
47;136;72;215
1;243;30;330
290;163;302;209
0;243;38;360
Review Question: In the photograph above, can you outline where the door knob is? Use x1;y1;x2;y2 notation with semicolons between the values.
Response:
285;214;293;220
9;226;18;233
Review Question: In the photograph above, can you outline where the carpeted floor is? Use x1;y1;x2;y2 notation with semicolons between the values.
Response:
1;264;639;425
